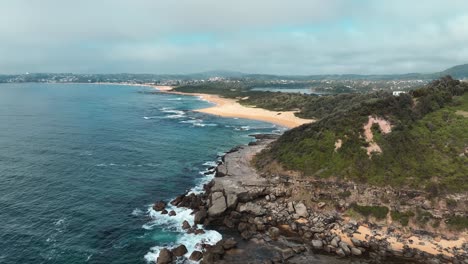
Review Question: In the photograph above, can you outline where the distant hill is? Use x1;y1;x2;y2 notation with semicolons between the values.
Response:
255;76;468;193
440;64;468;79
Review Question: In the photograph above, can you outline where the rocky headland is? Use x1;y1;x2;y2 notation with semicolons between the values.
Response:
153;135;468;264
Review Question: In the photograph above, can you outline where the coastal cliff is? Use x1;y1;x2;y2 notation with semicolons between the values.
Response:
152;135;468;264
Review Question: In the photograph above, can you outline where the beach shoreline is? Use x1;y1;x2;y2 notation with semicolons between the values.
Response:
152;85;314;129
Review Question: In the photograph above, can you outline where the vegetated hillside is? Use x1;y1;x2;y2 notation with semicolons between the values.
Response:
255;76;468;193
440;64;468;79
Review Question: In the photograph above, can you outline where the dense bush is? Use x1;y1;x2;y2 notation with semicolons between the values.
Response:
255;76;468;192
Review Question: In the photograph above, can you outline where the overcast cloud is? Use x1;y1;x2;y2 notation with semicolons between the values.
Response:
0;0;467;74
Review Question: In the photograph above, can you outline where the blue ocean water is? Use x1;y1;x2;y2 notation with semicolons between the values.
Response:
0;83;282;264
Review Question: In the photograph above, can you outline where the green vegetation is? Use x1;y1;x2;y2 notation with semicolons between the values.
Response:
255;76;468;192
391;211;415;226
338;190;352;198
415;210;433;225
446;215;468;231
351;203;389;219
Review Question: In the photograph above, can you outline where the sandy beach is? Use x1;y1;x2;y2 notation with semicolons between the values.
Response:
153;86;314;128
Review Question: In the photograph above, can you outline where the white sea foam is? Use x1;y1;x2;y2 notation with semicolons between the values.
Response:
131;208;144;216
143;160;222;263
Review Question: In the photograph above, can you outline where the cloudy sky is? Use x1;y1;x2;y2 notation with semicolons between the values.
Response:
1;0;467;75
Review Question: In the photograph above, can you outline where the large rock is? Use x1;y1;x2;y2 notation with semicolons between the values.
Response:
225;191;238;209
194;209;207;225
156;248;173;264
238;202;266;216
189;251;203;261
351;247;362;256
287;202;295;214
171;245;188;257
153;201;166;211
182;220;191;230
208;192;227;217
222;238;237;250
215;163;228;177
268;227;280;240
311;239;323;249
294;202;309;218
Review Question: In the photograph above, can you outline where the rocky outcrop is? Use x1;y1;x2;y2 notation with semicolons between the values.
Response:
152;201;166;211
161;136;468;264
208;191;227;217
156;248;172;264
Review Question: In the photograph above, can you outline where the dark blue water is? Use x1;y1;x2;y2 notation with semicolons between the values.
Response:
0;83;281;264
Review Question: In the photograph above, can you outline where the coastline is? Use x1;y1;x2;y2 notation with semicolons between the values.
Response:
152;85;314;129
151;136;467;263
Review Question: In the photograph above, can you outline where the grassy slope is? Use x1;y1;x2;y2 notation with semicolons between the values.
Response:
255;78;468;193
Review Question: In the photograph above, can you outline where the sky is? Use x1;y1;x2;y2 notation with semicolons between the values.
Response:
1;0;468;75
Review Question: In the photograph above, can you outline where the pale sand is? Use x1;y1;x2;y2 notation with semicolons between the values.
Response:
153;86;314;128
334;224;467;257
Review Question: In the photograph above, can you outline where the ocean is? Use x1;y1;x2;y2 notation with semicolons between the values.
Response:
0;83;283;263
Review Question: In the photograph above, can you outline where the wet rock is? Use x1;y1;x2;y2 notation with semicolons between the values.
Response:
153;201;166;211
208;192;227;217
194;209;207;225
294;202;309;218
182;220;191;230
194;229;205;235
189;251;203;261
222;238;237;250
161;209;168;215
156;248;173;264
171;195;184;206
168;210;176;216
171;245;188;257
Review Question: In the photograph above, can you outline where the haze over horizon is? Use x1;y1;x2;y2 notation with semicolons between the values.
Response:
1;0;468;75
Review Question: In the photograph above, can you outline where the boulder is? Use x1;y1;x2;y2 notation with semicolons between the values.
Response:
161;209;168;215
336;248;346;257
294;202;309;218
194;209;207;225
351;247;362;256
189;250;203;261
281;248;295;260
182;220;191;230
311;239;323;249
171;245;188;257
238;202;266;216
168;210;176;216
240;230;253;240
215;164;228;177
268;227;280;240
208;192;227;217
156;248;173;264
226;191;238;209
339;241;351;255
222;238;237;250
287;202;295;214
153;201;166;211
